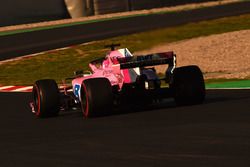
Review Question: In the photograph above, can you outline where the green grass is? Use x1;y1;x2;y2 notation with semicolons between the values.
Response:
1;14;250;85
206;80;250;88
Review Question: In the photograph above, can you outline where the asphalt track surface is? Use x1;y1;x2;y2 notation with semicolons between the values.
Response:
1;1;250;61
1;89;250;166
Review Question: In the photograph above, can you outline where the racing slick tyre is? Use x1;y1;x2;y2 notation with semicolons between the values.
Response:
81;78;113;118
32;79;60;118
171;65;205;105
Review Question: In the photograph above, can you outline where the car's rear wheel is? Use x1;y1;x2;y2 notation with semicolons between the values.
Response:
171;65;205;105
32;79;60;118
81;78;113;118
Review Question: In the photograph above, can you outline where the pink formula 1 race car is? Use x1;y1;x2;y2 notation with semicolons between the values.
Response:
30;44;205;118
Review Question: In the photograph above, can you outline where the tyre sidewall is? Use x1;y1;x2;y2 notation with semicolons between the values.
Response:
81;78;113;118
32;79;60;118
172;65;205;105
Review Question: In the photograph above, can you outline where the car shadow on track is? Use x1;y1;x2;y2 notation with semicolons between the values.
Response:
56;89;250;119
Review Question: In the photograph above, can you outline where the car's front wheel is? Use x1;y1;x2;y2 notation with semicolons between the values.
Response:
32;79;60;118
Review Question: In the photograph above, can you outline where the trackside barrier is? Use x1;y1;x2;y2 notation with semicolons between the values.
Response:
0;0;220;26
66;0;219;17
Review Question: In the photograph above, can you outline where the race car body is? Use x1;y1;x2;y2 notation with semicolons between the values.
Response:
30;44;205;118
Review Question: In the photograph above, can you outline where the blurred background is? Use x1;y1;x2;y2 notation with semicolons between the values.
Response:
0;0;218;27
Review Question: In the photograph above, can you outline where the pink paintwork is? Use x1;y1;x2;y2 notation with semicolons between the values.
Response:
72;48;138;93
70;47;176;103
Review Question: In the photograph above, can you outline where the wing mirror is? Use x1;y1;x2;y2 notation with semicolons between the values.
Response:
74;70;83;76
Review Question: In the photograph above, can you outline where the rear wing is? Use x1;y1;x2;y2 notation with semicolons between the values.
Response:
117;51;176;69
